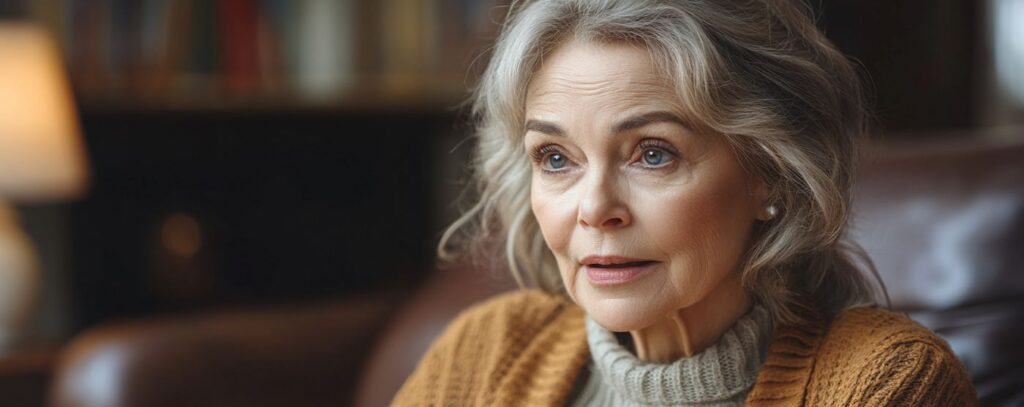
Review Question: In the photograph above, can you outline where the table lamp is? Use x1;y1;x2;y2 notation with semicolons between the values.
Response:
0;22;89;353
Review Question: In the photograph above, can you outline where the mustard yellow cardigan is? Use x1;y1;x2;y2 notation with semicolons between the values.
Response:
393;290;976;406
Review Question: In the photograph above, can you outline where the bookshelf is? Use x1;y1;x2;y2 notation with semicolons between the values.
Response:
27;0;511;110
4;0;507;337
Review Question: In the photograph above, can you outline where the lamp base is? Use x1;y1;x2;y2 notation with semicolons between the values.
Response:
0;200;39;354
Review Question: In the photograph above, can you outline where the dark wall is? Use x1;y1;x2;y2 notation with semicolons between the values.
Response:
68;108;450;329
817;0;980;132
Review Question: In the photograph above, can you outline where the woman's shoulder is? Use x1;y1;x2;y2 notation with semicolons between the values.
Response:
806;306;977;405
439;288;584;356
393;289;589;405
825;306;950;349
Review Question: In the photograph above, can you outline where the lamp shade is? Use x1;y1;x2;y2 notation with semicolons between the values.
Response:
0;22;88;202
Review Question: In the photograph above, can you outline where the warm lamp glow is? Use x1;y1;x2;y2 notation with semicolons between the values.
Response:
0;23;88;202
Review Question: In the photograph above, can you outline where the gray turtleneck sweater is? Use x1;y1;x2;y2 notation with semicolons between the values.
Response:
568;305;773;406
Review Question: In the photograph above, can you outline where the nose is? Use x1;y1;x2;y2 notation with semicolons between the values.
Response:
577;168;631;230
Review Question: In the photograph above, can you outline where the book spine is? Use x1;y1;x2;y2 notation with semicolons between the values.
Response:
294;0;355;99
217;0;261;92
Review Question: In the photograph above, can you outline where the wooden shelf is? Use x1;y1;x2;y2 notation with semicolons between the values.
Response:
0;345;59;407
75;87;472;115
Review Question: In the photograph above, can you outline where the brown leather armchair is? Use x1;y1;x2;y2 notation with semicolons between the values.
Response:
48;293;401;407
48;135;1024;407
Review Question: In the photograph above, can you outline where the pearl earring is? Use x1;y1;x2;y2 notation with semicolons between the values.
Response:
766;205;778;219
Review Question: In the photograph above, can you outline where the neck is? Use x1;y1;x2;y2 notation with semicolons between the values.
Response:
629;272;751;363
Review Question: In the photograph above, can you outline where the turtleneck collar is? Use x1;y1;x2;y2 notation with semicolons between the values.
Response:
578;304;774;406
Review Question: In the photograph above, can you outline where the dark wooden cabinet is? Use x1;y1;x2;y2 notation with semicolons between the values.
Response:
67;107;456;330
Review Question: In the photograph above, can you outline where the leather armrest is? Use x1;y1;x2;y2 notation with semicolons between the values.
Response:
49;292;400;407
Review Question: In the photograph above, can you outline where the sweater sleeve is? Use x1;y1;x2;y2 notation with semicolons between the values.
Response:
806;308;978;407
869;339;977;406
390;289;572;406
391;308;473;406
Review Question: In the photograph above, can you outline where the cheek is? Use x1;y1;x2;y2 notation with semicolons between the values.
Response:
531;182;581;298
530;181;576;256
646;192;715;268
646;176;754;301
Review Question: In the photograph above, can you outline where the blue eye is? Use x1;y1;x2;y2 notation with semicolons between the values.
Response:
642;149;666;166
528;144;573;173
548;153;568;169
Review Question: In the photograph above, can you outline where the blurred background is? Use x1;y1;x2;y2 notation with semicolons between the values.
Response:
0;0;1021;406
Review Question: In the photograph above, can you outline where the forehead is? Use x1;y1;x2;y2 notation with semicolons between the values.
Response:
526;39;679;111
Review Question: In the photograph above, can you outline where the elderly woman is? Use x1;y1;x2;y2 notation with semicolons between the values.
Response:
395;0;976;405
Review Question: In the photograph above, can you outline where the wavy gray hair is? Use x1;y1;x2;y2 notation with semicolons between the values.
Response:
439;0;886;325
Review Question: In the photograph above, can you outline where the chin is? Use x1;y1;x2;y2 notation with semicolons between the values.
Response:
570;268;681;332
581;294;673;332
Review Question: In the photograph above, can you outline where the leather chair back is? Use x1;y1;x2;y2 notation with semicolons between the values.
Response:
852;136;1024;405
50;295;397;407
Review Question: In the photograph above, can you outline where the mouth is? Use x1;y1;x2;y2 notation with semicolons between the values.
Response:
580;256;659;285
587;260;658;268
580;255;657;268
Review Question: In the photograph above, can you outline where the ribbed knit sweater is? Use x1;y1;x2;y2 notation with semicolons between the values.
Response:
392;289;977;406
569;305;773;406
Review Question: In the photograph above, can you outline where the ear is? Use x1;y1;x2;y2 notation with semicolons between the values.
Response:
750;178;774;221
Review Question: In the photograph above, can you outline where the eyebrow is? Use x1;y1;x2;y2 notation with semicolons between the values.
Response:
524;120;566;137
524;111;690;137
614;111;690;133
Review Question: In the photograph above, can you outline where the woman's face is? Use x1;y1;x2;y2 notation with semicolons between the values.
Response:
525;39;767;331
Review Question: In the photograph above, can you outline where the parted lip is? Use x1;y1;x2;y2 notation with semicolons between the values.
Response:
580;255;656;267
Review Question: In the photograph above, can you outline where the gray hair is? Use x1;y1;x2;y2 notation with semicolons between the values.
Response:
439;0;886;325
